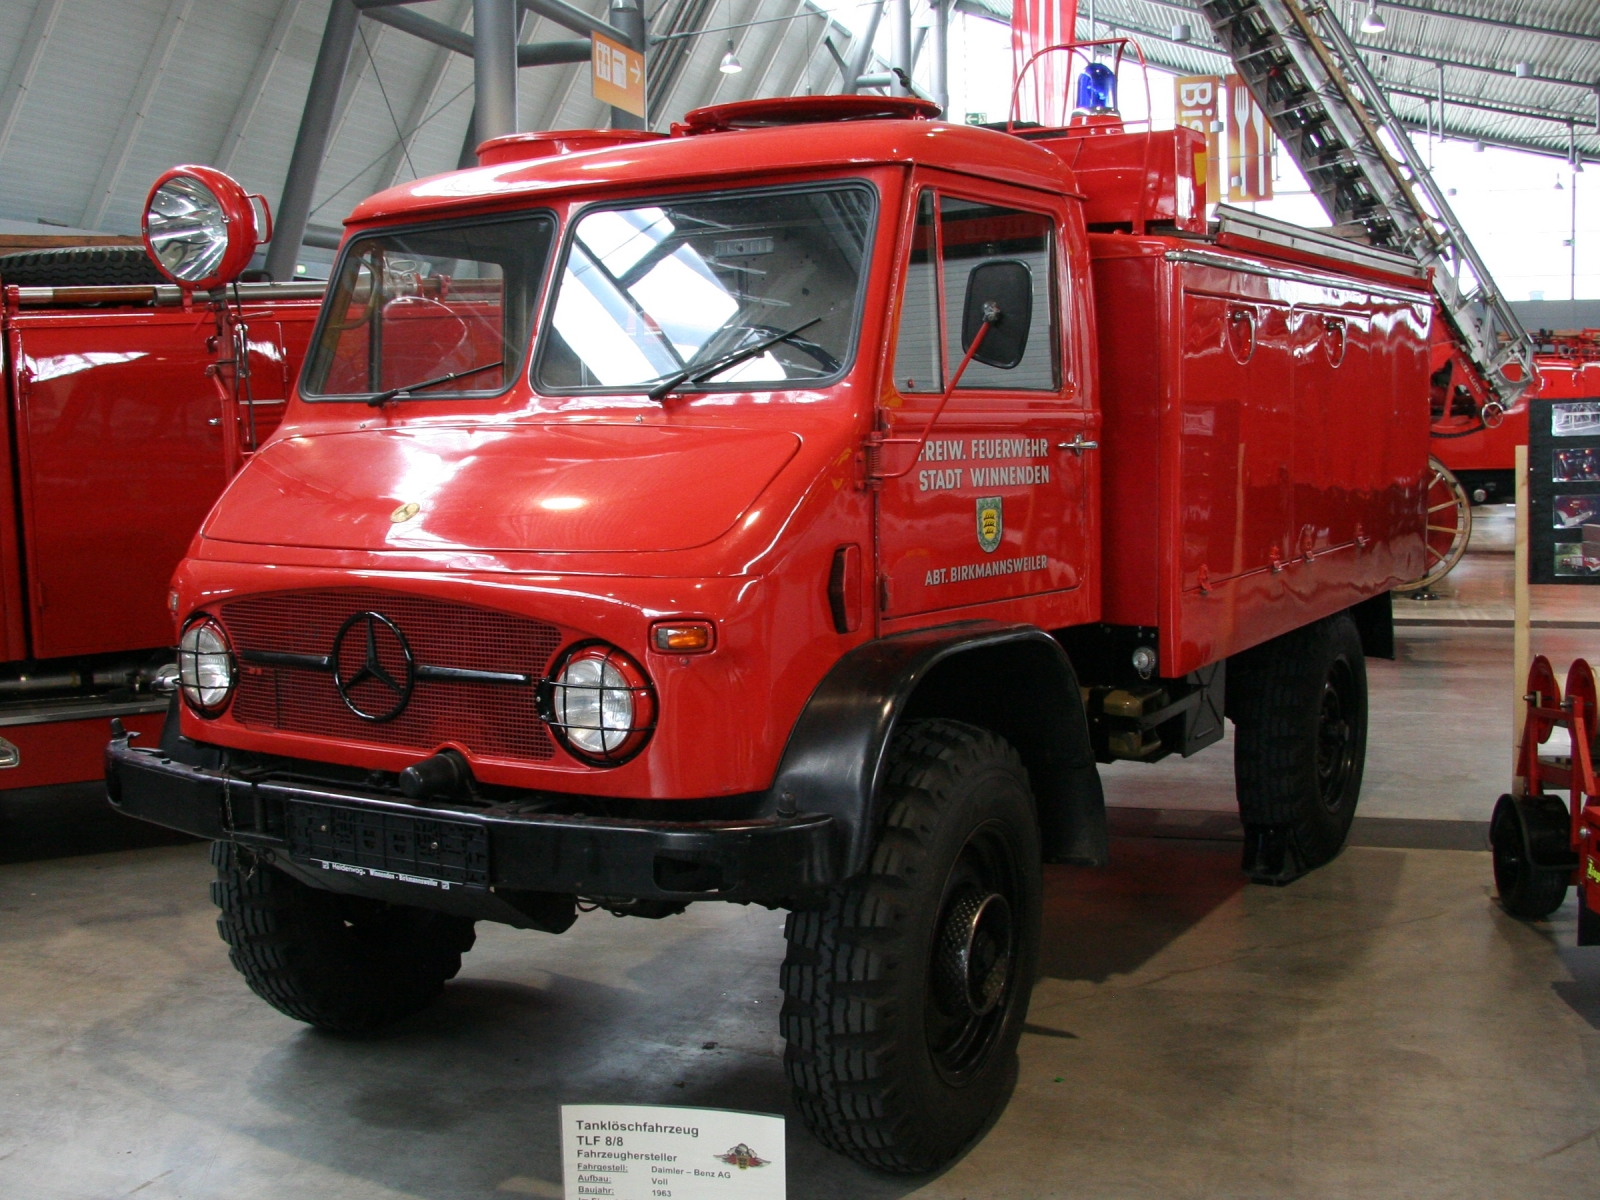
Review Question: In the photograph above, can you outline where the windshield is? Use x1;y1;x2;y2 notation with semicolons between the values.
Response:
536;184;875;393
302;214;555;400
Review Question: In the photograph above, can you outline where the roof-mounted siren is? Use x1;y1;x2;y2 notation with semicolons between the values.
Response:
142;165;271;292
1009;39;1150;135
1075;63;1118;116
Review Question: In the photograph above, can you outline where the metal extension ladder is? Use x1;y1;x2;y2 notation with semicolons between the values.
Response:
1197;0;1534;409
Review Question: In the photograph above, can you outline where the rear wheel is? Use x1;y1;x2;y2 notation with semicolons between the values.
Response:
780;719;1040;1173
1231;613;1368;884
210;841;476;1033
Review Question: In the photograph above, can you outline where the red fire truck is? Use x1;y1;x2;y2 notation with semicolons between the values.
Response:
1415;327;1600;591
0;207;319;795
107;95;1430;1169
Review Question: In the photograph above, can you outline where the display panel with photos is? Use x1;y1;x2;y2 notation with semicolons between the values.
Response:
1552;401;1600;438
1531;398;1600;583
1554;541;1600;578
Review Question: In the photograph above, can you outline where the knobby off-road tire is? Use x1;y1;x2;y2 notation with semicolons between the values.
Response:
210;841;476;1033
1490;794;1570;920
1231;612;1368;885
780;719;1041;1173
0;245;166;287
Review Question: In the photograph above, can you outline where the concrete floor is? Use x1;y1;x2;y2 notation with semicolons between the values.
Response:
2;529;1598;1198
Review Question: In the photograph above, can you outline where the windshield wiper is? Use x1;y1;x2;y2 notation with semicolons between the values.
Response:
646;318;823;401
365;359;504;408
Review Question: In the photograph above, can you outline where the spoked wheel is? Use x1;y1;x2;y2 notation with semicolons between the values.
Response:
1396;457;1471;594
781;719;1040;1173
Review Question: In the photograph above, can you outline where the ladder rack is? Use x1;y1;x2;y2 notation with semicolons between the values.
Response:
1197;0;1534;409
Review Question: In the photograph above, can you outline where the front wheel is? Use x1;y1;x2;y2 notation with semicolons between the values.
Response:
780;719;1040;1173
210;841;476;1033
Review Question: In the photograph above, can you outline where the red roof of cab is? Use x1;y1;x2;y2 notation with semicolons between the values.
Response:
345;110;1080;226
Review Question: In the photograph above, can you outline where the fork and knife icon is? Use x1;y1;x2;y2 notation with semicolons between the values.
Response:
1232;84;1269;197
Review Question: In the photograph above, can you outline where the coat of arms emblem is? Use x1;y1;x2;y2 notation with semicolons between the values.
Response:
975;495;1003;553
716;1142;768;1169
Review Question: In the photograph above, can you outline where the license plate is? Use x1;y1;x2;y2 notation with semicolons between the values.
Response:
286;801;489;892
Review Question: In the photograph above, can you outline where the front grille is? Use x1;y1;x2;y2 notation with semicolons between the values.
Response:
222;589;562;761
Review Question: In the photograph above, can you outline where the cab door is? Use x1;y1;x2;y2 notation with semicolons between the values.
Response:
874;180;1094;623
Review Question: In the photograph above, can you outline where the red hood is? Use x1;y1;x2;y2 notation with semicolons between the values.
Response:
203;422;801;554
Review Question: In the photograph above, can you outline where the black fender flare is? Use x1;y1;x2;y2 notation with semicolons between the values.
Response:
769;620;1106;879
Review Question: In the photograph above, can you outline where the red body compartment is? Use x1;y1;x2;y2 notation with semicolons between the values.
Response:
0;292;320;786
5;300;318;659
1091;233;1432;675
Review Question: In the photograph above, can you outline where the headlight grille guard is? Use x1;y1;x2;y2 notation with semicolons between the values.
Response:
535;641;658;768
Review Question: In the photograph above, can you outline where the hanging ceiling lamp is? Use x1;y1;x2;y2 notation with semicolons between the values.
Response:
1360;0;1386;33
719;40;742;74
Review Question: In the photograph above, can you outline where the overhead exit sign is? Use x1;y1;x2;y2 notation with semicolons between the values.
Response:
592;32;646;119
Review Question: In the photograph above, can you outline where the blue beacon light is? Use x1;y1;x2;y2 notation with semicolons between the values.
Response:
1075;62;1118;113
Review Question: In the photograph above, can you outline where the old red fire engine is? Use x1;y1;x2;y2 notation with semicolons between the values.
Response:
1414;326;1600;591
0;171;319;795
108;88;1430;1168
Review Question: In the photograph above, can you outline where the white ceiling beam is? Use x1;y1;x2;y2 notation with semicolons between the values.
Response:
786;10;835;98
0;0;63;165
747;0;809;98
378;1;475;188
323;17;385;157
647;0;723;129
217;0;306;174
80;0;195;230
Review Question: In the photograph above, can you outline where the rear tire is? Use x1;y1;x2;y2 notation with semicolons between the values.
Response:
1231;613;1368;884
209;841;476;1033
0;244;166;287
780;719;1040;1173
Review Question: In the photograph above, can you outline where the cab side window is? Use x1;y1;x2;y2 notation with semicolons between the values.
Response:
892;190;942;393
939;196;1058;391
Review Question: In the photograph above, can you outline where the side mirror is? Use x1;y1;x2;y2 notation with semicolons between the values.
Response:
142;165;271;291
960;260;1032;369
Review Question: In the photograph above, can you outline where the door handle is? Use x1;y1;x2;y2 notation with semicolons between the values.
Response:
1058;435;1099;456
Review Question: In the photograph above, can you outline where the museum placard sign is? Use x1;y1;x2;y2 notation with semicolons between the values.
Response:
561;1104;785;1199
1529;397;1600;583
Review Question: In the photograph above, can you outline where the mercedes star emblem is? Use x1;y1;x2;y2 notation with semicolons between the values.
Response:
332;611;415;722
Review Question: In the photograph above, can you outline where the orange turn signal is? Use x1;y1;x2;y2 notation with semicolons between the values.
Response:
650;621;715;654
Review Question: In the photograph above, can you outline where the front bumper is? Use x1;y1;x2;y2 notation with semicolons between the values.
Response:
105;732;836;908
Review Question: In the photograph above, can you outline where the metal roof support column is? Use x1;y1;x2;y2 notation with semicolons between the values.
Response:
475;0;519;142
930;0;949;112
1436;60;1445;143
0;0;62;165
889;0;911;95
609;0;646;130
846;0;885;92
457;105;480;168
265;0;361;283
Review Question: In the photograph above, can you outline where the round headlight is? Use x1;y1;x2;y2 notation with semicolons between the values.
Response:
178;615;235;717
542;643;656;765
142;164;266;291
